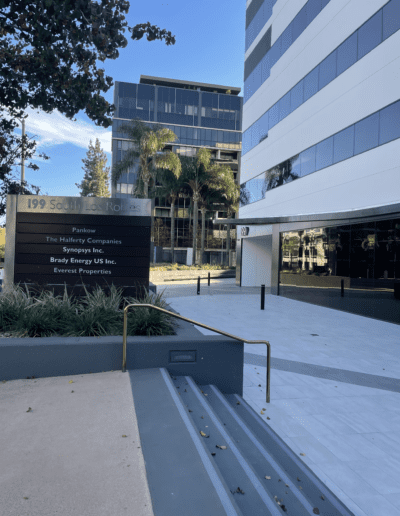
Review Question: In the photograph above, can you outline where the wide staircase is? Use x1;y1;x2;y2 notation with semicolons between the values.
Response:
129;367;355;516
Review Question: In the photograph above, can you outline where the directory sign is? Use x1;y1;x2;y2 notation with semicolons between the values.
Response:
4;195;154;300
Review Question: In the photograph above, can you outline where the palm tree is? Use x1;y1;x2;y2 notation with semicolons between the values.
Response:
155;167;187;264
196;186;225;265
207;167;240;265
179;148;239;265
111;117;182;198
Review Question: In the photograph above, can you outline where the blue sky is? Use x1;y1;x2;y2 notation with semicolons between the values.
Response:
2;0;246;226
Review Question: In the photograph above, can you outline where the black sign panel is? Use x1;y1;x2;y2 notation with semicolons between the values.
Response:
14;211;152;300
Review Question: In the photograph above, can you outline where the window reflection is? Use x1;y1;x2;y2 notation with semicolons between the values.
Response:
279;219;400;290
333;125;354;164
240;100;400;207
354;112;379;155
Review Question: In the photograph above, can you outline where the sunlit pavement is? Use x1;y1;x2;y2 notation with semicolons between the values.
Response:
162;279;400;516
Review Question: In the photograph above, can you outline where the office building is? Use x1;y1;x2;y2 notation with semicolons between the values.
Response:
224;0;400;317
111;76;243;262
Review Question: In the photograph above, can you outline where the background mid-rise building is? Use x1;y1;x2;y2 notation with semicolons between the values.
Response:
112;76;243;264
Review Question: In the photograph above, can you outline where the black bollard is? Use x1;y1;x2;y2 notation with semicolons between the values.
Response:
341;279;344;297
208;272;210;286
261;284;265;310
197;276;200;295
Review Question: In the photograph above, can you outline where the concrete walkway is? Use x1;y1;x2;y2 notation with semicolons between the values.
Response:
159;279;400;516
0;371;154;516
1;277;399;516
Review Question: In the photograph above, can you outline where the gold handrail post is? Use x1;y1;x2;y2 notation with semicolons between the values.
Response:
122;306;128;373
122;303;271;403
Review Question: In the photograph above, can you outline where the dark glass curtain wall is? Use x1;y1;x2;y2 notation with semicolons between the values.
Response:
278;217;400;324
280;218;400;288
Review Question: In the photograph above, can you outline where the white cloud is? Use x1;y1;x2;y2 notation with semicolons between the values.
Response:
3;106;112;155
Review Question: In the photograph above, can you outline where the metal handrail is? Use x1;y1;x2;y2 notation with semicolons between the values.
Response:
122;304;271;403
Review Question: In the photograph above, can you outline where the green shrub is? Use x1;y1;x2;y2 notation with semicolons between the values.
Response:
0;281;178;338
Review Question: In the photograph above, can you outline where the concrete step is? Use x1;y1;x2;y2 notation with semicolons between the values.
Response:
129;368;356;516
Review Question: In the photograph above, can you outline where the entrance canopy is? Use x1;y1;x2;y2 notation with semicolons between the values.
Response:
213;202;400;226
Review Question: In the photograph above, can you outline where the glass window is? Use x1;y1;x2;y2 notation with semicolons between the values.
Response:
291;80;304;112
336;32;358;76
261;52;271;83
379;101;400;145
279;91;291;121
269;36;282;68
333;125;354;163
181;127;187;140
253;61;262;91
268;103;280;129
243;129;250;154
292;6;307;42
318;50;337;90
206;129;212;142
260;111;269;141
354;112;379;155
306;0;322;26
121;184;128;194
290;154;301;178
383;0;400;40
300;146;316;176
303;67;319;103
316;136;333;170
281;24;293;55
358;10;383;60
251;123;260;147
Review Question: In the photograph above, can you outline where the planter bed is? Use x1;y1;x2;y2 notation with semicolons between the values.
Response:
0;304;244;396
150;269;235;282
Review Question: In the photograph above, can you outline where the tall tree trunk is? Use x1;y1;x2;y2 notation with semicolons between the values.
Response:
192;197;199;265
226;208;231;266
144;180;149;198
200;208;206;266
170;199;175;264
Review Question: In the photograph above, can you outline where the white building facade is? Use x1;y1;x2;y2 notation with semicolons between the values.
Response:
228;0;400;310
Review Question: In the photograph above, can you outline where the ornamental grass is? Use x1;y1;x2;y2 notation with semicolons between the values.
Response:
0;281;178;338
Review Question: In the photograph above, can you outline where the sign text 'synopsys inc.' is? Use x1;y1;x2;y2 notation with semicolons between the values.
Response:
16;195;152;217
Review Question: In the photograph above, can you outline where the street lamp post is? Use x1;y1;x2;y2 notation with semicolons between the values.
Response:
21;117;25;186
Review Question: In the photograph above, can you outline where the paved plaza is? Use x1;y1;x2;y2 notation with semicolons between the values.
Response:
158;278;400;516
1;278;400;516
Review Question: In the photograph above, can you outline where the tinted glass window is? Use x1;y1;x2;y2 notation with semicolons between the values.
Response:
291;80;304;112
292;6;307;42
261;52;271;82
383;0;400;40
259;111;269;141
242;130;250;154
269;37;282;68
303;67;319;103
336;32;358;76
333;125;354;163
316;136;333;169
290;154;301;177
300;146;316;176
379;101;400;145
318;50;337;90
253;61;262;91
358;10;382;60
268;103;280;129
281;24;293;55
306;0;322;26
279;91;291;120
354;112;379;155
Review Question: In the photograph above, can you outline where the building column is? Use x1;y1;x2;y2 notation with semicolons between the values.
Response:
271;224;280;295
